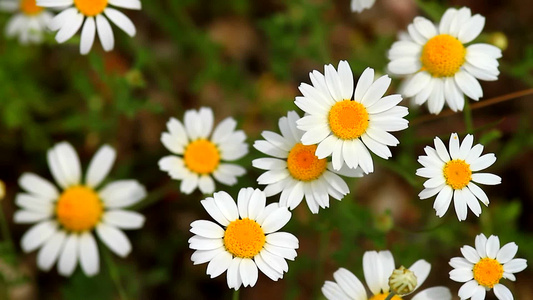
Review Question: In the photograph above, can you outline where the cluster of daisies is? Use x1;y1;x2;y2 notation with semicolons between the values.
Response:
0;0;140;54
6;2;527;300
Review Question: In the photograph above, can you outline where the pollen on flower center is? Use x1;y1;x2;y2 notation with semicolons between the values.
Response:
183;139;220;175
421;34;466;77
74;0;108;16
56;186;103;232
443;159;472;190
369;293;403;300
328;100;369;140
20;0;43;15
223;218;266;259
287;143;327;181
473;258;504;288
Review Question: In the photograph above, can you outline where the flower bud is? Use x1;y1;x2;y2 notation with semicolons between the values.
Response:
0;180;5;201
388;266;417;296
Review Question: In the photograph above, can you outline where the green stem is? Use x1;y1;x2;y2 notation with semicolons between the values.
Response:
463;100;474;133
0;202;14;251
103;248;128;300
385;291;398;300
232;289;240;300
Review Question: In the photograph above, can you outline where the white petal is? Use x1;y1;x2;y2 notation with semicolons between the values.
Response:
79;232;99;276
493;284;513;300
201;197;230;226
190;220;225;239
449;268;473;282
206;250;232;278
409;259;431;289
471;173;501;185
226;257;242;290
80;17;96;55
337;60;354;100
21;221;57;252
58;234;79;276
496;242;518;264
361;75;391;107
354;67;374;101
108;0;141;10
213;191;239;222
333;268;367;300
85;144;115;188
18;173;59;200
458;15;485;43
103;210;145;229
260;207;291;234
47;142;82;188
96;223;132;257
104;8;136;37
475;233;488;258
503;258;527;273
191;247;224;265
265;232;299;249
99;180;147;208
55;12;84;43
37;230;66;271
322;281;351;300
198;175;215;195
239;258;258;287
413;17;437;40
96;14;114;51
411;286;452;300
455;71;483;100
461;245;480;264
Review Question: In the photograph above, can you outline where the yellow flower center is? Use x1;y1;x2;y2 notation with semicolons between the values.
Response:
56;186;103;232
369;293;403;300
287;143;328;181
473;258;504;288
421;34;466;77
443;159;472;190
328;100;369;140
20;0;43;15
74;0;108;16
183;139;220;175
223;218;266;259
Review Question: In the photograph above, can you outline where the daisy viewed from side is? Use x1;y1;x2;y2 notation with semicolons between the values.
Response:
388;7;502;114
322;250;452;300
253;111;363;214
449;234;527;300
189;188;299;290
158;107;248;195
14;142;146;276
37;0;140;54
295;61;409;174
416;133;501;221
351;0;375;13
0;0;53;44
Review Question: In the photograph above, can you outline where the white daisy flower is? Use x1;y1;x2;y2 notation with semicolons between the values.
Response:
351;0;375;13
189;188;299;290
14;142;146;277
388;7;502;114
295;61;409;174
449;234;527;300
158;107;248;195
0;0;53;44
416;133;501;221
322;250;452;300
37;0;140;54
253;111;363;214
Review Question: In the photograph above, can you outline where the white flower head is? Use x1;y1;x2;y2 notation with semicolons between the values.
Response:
295;61;409;174
253;111;363;214
416;133;501;221
189;188;299;290
0;0;53;44
158;107;248;195
14;142;147;277
322;250;452;300
388;7;502;114
351;0;375;13
37;0;141;54
449;234;527;300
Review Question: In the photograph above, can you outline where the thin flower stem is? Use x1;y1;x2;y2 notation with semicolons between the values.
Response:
103;248;128;300
463;100;474;133
384;291;398;300
232;289;240;300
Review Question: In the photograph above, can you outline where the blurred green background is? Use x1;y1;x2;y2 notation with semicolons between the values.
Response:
0;0;532;299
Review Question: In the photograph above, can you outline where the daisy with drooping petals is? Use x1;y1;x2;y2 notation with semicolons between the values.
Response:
416;133;501;221
253;111;363;214
449;234;527;300
37;0;140;54
14;142;146;276
351;0;375;13
388;7;502;114
189;188;299;290
0;0;53;44
322;250;452;300
159;107;248;195
295;61;409;174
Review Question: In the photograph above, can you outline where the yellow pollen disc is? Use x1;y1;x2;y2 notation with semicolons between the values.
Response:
443;159;472;190
287;143;328;181
223;218;266;259
74;0;108;16
328;100;369;140
421;34;466;77
473;258;504;288
56;186;103;232
183;139;220;175
369;293;403;300
20;0;43;15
